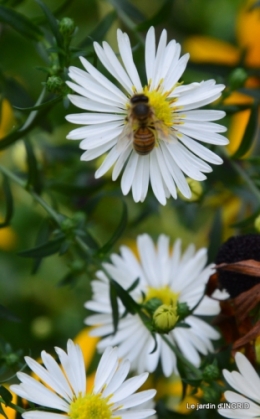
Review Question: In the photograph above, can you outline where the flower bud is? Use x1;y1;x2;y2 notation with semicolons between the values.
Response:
153;303;179;333
228;68;248;91
59;17;75;37
179;178;203;202
46;76;64;94
202;364;219;382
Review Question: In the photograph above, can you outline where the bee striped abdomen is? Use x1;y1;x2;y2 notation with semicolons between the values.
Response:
133;127;155;155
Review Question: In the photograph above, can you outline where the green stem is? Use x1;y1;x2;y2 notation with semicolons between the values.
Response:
0;165;61;225
75;236;90;254
161;335;202;379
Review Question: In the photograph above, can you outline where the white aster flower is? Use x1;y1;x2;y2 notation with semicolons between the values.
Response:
218;352;260;419
66;27;228;205
85;234;220;377
10;340;156;419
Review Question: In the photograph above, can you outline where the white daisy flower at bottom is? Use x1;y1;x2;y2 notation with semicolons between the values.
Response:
218;352;260;419
10;340;156;419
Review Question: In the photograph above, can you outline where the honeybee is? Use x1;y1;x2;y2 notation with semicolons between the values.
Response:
129;94;156;156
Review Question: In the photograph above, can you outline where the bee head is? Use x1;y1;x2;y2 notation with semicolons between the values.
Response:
131;94;150;117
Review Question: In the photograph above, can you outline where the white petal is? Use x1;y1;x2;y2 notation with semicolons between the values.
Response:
94;347;119;393
66;112;124;125
160;144;191;198
149;151;167;205
111;373;148;403
100;42;134;94
164;53;190;90
67;121;122;140
119;409;156;419
145;27;156;83
81;139;116;160
117;29;142;91
68;94;125;113
121;152;139;195
155;147;177;199
79;126;122;150
112;144;132;180
103;359;131;397
180;109;226;121
177;128;229;146
95;146;120;178
151;29;167;89
113;389;156;410
178;133;223;165
22;412;66;419
79;56;128;102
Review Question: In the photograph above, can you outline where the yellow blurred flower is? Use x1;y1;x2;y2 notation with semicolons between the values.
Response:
0;99;15;140
183;0;260;155
236;0;260;67
0;222;17;251
183;36;239;66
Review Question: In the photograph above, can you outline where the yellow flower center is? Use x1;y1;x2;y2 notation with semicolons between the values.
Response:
69;394;119;419
143;87;173;127
145;286;179;306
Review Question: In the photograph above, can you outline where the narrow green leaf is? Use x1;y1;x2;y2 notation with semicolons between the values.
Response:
136;0;172;31
109;278;140;315
13;95;62;112
0;305;20;322
0;5;42;40
127;277;140;293
98;201;128;255
108;0;144;22
0;175;13;228
110;282;119;335
0;386;12;405
35;0;63;48
18;235;65;258
232;103;258;159
24;139;42;194
79;11;117;48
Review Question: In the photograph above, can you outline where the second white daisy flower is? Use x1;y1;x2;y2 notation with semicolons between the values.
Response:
66;27;228;205
85;234;220;377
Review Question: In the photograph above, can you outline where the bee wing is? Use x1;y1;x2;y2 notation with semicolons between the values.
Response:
152;117;177;144
116;124;133;154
